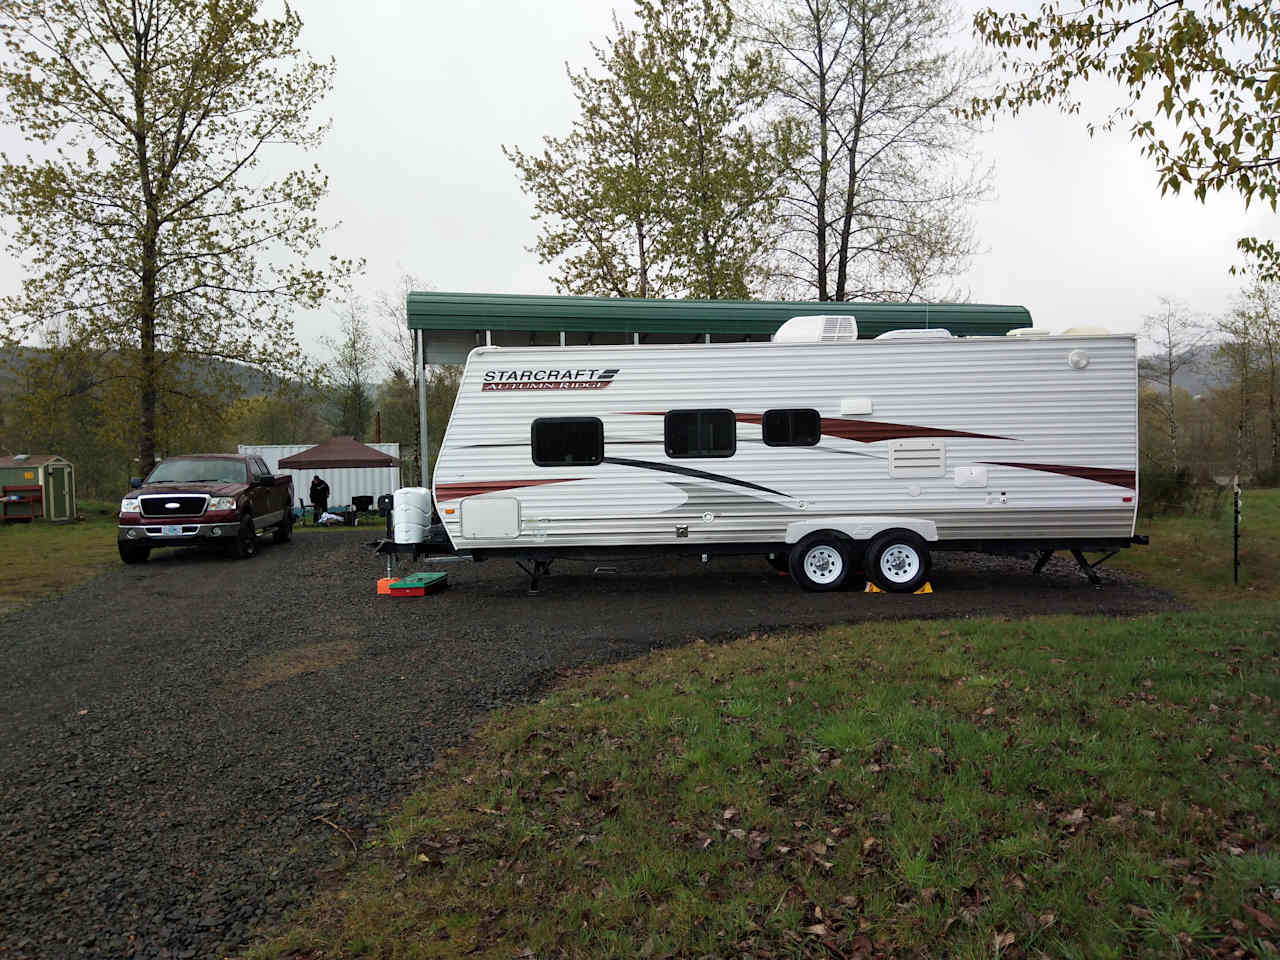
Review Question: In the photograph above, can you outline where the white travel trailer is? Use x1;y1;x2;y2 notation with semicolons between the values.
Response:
421;319;1142;592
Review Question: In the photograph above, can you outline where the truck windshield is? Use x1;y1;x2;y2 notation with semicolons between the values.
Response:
147;459;247;484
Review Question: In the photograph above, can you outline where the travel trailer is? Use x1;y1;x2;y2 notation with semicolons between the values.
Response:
413;318;1142;592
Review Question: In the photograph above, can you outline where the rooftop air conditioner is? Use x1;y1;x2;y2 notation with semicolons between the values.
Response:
773;315;858;343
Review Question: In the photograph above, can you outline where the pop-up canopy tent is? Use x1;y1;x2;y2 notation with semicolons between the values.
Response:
278;436;401;469
275;436;402;511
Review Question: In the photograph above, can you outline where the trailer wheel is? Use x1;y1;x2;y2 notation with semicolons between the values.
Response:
865;530;931;593
789;534;850;592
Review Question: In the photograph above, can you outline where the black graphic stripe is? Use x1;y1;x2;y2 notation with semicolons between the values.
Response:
601;456;788;498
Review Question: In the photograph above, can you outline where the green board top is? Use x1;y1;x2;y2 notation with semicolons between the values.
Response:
389;572;448;591
406;291;1030;338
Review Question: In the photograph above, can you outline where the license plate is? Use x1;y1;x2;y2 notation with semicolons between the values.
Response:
163;525;183;536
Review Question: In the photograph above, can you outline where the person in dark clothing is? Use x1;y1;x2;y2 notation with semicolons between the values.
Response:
309;475;330;524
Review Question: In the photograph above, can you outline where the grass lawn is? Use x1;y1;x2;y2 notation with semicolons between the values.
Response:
0;500;121;616
245;494;1280;960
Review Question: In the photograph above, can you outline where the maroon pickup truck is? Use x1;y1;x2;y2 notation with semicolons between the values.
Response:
117;454;294;563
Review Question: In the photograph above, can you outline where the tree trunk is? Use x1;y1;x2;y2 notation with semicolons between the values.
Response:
834;4;869;302
814;9;830;301
1166;344;1178;474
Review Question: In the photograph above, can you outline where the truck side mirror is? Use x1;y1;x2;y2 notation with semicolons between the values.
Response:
130;477;143;489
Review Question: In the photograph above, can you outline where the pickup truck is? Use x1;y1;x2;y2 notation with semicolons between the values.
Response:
117;453;294;563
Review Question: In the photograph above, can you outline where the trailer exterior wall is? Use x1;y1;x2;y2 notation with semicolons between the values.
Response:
432;336;1138;553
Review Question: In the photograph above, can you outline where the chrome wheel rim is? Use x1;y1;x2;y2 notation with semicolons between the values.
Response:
803;545;844;585
880;544;920;584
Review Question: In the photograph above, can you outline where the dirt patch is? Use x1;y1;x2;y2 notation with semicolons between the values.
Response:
239;639;362;690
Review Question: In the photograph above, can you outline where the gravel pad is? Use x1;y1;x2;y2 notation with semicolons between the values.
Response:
0;530;1175;958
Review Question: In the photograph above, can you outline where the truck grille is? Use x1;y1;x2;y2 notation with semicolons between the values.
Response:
139;494;209;518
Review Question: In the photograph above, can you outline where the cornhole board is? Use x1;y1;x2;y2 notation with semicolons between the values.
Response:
385;572;449;597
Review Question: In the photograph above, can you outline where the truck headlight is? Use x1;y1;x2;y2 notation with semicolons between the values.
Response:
120;498;140;513
208;497;236;511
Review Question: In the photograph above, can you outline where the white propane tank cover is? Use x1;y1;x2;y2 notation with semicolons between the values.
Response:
773;314;858;342
392;486;432;543
875;328;953;340
1007;327;1051;337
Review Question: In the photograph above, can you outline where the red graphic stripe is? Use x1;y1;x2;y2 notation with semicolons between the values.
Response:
733;413;1012;443
435;478;585;502
980;462;1136;489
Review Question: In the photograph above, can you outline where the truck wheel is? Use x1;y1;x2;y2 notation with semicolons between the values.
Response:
230;515;258;559
788;533;850;592
118;542;150;564
272;511;293;544
865;530;931;593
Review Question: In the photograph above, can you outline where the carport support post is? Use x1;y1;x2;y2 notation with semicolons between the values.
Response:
416;328;430;488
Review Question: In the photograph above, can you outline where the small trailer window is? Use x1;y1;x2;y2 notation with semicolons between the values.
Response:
762;409;821;446
665;409;736;458
531;417;604;466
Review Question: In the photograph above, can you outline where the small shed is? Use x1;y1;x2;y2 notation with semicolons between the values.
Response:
0;454;77;522
269;437;402;510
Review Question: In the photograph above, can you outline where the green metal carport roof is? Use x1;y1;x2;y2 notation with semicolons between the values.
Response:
406;291;1030;338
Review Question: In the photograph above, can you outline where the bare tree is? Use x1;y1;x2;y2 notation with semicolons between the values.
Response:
1138;298;1207;473
742;0;991;301
375;273;427;479
1216;304;1259;478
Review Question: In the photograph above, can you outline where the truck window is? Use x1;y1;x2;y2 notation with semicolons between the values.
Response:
665;409;736;458
532;417;604;466
763;409;821;447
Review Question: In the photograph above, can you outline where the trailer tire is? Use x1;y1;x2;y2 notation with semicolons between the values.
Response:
789;533;851;592
865;530;931;593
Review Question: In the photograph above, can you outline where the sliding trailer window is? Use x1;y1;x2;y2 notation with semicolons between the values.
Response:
531;417;604;466
762;408;821;447
665;409;736;458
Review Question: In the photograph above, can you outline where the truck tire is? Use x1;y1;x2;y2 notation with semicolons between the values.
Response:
272;510;293;544
118;542;150;564
864;530;931;593
788;533;851;592
230;515;258;559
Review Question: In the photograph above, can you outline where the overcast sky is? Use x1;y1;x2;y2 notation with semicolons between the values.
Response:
3;0;1269;355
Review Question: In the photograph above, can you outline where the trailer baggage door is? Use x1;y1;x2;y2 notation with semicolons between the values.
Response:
460;497;520;539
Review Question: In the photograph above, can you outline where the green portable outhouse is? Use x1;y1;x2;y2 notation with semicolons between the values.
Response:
0;454;77;522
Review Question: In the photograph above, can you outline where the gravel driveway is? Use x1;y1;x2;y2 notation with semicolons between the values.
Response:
0;530;1174;959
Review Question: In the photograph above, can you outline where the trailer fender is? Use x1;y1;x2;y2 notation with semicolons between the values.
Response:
783;517;939;545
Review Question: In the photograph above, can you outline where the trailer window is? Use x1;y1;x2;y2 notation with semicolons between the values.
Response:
532;417;604;466
762;408;821;446
665;409;736;458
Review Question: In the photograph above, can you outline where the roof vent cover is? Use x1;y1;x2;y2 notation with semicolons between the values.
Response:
774;314;859;343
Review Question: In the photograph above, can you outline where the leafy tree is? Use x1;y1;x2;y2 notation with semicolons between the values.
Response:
743;0;990;301
323;296;380;440
506;0;798;299
1230;280;1280;477
0;0;349;474
969;0;1280;278
1139;297;1207;472
228;379;330;446
425;365;463;479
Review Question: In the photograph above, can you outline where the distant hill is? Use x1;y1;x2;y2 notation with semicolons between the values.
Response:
1140;343;1237;397
0;345;280;396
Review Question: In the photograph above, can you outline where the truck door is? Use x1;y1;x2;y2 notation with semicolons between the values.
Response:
247;457;275;526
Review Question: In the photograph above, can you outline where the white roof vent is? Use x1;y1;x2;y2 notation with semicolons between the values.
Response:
875;328;953;341
774;314;858;343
